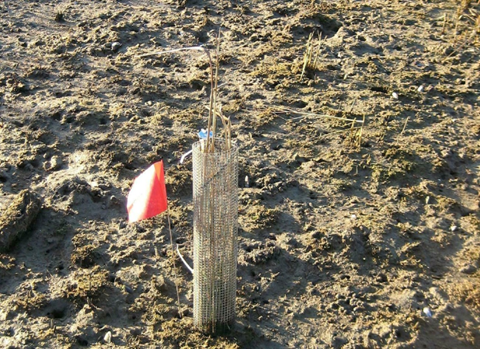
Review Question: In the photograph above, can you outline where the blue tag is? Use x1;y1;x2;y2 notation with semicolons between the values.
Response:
198;129;214;139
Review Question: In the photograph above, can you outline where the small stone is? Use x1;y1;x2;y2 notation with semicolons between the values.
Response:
460;264;477;275
111;42;122;52
107;195;121;208
392;92;399;99
104;331;112;343
376;273;388;283
49;155;63;171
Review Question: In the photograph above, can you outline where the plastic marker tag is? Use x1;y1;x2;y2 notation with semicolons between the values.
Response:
198;129;213;139
179;129;214;164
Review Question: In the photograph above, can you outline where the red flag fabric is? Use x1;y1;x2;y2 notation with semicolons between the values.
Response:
127;160;168;223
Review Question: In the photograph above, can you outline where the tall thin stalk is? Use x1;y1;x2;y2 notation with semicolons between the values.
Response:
139;40;232;153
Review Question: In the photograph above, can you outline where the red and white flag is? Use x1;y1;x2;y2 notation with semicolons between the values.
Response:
127;160;168;223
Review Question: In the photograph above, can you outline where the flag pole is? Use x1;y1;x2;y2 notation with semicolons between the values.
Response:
167;209;182;317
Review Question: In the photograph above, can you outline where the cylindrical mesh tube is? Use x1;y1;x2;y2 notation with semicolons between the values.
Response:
192;139;238;334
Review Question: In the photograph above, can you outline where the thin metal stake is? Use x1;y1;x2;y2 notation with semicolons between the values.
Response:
167;211;182;315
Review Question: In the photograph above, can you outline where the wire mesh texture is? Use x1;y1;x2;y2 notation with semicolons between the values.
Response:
192;138;239;334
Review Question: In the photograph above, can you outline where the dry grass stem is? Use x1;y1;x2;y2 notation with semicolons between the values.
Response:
139;43;231;153
275;107;365;124
401;117;410;135
301;32;322;79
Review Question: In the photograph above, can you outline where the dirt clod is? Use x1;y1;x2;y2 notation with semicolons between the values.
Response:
0;190;41;252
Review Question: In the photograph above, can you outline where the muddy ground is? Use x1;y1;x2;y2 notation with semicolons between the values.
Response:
1;0;479;348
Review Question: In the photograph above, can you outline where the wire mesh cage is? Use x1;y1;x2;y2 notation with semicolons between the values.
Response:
192;138;238;334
